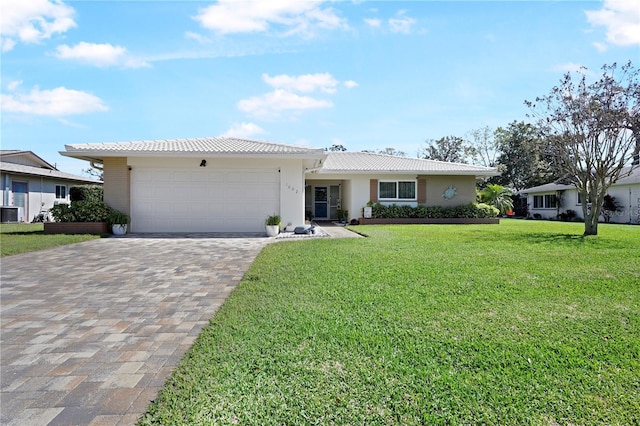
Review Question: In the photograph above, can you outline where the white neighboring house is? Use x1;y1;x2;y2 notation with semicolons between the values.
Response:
519;166;640;224
0;150;101;223
61;137;498;233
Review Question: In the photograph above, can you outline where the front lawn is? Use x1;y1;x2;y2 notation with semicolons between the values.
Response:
0;223;100;257
140;220;640;425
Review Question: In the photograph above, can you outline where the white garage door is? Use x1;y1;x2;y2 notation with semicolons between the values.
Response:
131;167;280;232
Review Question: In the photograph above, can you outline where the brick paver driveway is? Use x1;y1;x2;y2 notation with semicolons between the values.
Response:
1;235;271;425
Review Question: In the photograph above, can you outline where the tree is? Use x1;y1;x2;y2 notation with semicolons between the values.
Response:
493;121;562;191
419;136;473;163
466;126;500;167
326;144;347;151
82;163;104;181
378;147;406;157
478;184;514;214
526;61;640;235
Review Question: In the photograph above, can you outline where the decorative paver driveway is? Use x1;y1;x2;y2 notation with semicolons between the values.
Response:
0;235;271;426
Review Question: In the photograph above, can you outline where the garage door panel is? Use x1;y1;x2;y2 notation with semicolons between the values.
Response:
132;167;280;232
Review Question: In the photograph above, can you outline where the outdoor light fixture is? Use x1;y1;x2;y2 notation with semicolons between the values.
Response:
200;160;207;167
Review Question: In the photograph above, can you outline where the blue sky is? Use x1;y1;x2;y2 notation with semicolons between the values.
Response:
1;0;639;176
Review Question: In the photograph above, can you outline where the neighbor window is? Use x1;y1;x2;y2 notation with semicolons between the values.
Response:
533;194;556;208
55;185;66;199
533;195;543;208
379;181;416;200
544;194;557;208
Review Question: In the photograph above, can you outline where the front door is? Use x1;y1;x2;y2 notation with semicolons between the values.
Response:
314;186;328;219
12;181;28;222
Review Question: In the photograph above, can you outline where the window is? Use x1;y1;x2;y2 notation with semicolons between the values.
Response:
55;185;67;199
533;195;543;208
533;194;556;208
544;194;557;209
379;181;416;200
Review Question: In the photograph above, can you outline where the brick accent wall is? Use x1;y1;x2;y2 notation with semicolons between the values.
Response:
103;157;130;214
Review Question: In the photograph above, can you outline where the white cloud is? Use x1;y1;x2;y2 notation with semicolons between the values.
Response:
343;80;359;89
586;0;640;47
193;0;347;37
238;89;333;120
263;73;339;93
54;42;149;68
389;10;416;34
364;18;382;28
593;41;608;52
6;80;23;91
222;122;266;138
1;85;108;116
0;0;76;52
553;62;588;73
185;31;212;44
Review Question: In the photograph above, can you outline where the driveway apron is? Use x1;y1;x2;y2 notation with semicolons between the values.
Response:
0;235;271;426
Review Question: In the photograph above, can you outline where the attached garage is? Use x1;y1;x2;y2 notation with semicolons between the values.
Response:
61;138;326;234
130;166;280;232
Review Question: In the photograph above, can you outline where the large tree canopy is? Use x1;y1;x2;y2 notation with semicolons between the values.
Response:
419;136;473;163
526;61;640;235
494;121;562;191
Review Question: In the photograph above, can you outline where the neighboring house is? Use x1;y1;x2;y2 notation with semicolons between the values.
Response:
519;166;640;224
61;138;498;233
1;150;101;223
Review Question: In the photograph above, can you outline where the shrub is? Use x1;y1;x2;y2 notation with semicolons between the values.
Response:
366;202;499;219
69;185;103;203
50;200;114;223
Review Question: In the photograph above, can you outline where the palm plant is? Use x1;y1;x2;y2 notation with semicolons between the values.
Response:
479;184;514;214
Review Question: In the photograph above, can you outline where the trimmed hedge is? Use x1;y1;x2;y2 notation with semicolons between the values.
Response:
50;200;114;223
368;202;499;219
69;185;103;203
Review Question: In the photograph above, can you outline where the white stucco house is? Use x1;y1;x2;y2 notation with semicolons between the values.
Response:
1;150;101;223
519;166;640;224
61;137;498;233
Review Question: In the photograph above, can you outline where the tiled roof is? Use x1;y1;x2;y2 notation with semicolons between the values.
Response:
0;161;101;183
318;152;499;176
63;137;326;158
520;166;640;193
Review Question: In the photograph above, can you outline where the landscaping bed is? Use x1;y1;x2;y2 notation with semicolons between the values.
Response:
359;217;499;224
44;222;110;235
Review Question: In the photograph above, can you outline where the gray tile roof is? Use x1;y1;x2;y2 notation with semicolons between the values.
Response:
0;161;101;183
520;166;639;193
63;137;326;159
318;152;499;176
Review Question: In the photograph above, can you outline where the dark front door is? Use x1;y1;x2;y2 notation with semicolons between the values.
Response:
314;186;328;219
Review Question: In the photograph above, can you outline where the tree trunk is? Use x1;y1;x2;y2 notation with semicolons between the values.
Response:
583;213;598;235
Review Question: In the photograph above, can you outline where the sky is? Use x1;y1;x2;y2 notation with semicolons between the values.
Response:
1;0;639;177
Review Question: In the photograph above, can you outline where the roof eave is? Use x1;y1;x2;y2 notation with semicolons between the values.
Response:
61;150;327;162
315;169;499;177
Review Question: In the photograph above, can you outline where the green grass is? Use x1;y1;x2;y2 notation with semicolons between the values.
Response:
139;220;640;425
0;223;100;257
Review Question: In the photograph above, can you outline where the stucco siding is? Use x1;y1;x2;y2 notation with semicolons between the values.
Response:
423;175;477;207
103;157;130;214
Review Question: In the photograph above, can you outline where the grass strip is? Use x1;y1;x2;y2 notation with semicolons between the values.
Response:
0;223;100;257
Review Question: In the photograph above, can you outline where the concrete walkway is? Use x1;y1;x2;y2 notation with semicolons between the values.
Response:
1;236;271;426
